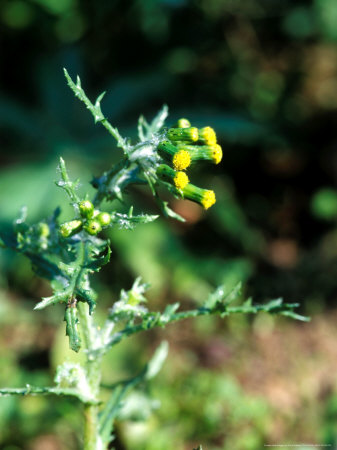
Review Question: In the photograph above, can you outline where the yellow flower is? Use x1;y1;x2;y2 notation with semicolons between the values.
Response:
178;144;222;165
198;127;217;145
156;164;189;190
179;184;216;210
201;190;216;209
173;171;189;189
172;149;191;170
210;144;222;164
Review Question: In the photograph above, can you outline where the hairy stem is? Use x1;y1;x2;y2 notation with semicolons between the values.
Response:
78;298;103;449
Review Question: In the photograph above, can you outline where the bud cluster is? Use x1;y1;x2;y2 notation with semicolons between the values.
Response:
156;119;222;209
59;200;111;238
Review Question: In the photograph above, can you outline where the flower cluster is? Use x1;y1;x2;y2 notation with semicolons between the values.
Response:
156;119;222;210
60;200;111;237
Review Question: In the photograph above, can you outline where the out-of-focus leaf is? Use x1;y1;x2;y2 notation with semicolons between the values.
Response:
311;188;337;221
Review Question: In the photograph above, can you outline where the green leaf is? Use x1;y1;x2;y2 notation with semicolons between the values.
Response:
158;199;186;222
64;305;81;352
64;68;129;152
311;188;337;221
56;157;80;204
138;105;168;141
144;341;169;380
84;243;111;271
110;211;158;230
34;291;69;310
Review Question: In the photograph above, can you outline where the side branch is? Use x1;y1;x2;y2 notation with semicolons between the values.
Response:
96;295;309;356
0;385;99;405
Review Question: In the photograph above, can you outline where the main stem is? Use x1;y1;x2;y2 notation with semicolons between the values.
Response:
78;300;103;450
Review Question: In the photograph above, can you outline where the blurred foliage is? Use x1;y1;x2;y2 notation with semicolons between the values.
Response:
1;0;337;448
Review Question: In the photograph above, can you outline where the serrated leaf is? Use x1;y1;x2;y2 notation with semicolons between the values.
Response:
110;212;158;230
34;291;69;310
64;68;128;152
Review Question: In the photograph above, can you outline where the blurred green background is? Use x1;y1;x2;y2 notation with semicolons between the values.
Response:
1;0;337;448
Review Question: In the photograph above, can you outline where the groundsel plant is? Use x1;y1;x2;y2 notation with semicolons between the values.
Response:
0;70;308;450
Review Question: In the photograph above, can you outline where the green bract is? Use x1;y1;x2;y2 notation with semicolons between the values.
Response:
96;212;111;227
84;220;102;235
79;200;94;219
60;219;83;237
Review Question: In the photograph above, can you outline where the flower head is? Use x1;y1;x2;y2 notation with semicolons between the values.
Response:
156;164;189;190
157;141;191;170
173;171;189;190
198;127;217;145
178;144;222;165
179;184;216;210
172;149;191;170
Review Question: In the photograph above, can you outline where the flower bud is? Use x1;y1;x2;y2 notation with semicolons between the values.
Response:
157;141;191;170
179;184;216;210
84;220;102;235
198;127;217;145
37;222;50;238
167;127;198;143
78;200;94;219
178;144;222;165
96;212;111;227
60;220;83;238
176;118;191;128
156;164;189;190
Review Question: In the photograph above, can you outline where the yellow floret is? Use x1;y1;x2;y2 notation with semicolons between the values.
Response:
189;127;199;142
212;144;223;164
199;127;217;145
173;171;189;190
173;150;191;170
201;190;216;209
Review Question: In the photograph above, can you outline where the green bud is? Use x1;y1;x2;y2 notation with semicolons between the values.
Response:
167;127;198;143
78;200;94;219
96;212;111;227
177;144;223;165
176;118;191;128
178;184;216;210
59;220;83;238
84;220;102;235
37;222;50;237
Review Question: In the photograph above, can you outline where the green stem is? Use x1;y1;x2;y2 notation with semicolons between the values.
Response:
77;285;103;449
